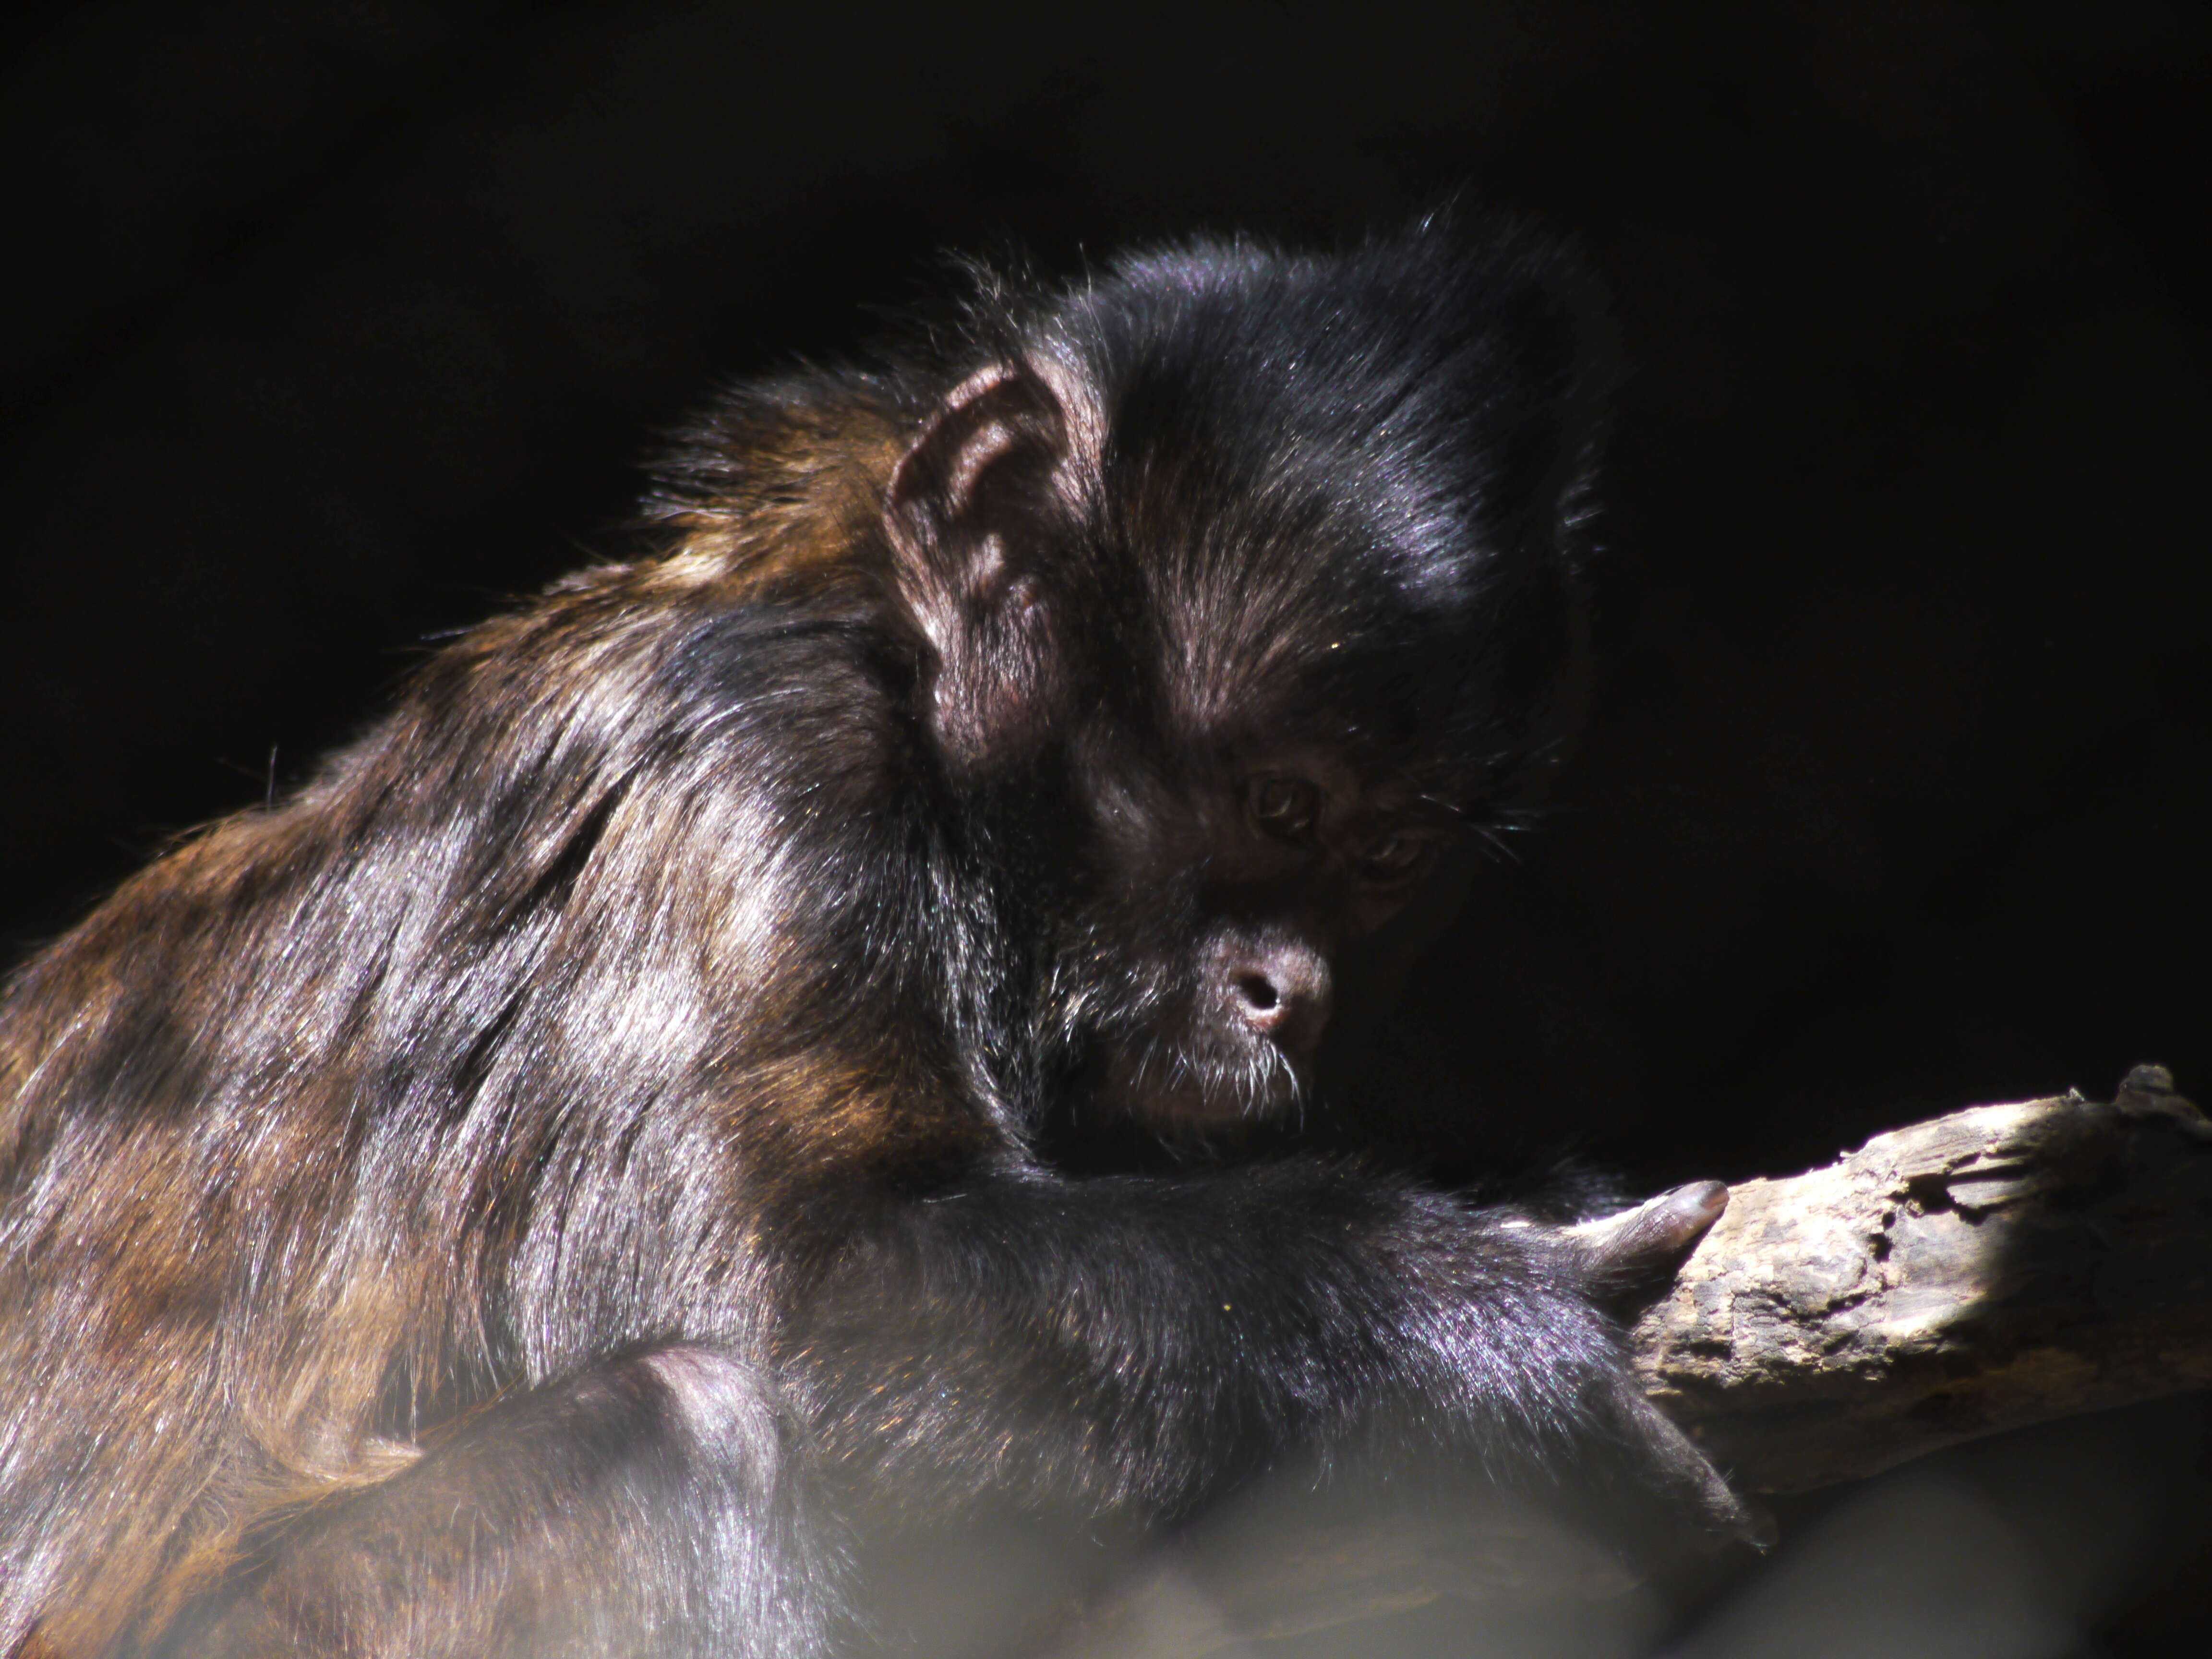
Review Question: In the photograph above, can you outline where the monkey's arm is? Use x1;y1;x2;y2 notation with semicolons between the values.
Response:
776;1162;1746;1541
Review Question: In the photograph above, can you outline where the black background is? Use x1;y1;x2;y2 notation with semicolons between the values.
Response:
3;2;2210;1652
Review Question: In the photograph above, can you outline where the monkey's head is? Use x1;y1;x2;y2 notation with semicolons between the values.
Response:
879;228;1610;1133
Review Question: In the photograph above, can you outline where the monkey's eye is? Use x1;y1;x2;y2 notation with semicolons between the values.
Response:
1358;833;1431;882
1248;776;1321;842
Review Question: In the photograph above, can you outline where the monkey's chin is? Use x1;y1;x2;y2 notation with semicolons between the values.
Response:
1103;1045;1306;1131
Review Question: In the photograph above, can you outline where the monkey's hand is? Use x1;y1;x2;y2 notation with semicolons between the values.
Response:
1544;1181;1772;1551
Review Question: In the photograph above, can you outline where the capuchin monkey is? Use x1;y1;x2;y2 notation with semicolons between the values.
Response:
0;220;1753;1659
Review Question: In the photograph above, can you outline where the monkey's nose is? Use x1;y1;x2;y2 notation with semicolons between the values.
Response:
1225;941;1333;1056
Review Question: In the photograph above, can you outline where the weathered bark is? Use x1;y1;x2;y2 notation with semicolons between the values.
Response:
1058;1070;2212;1656
1634;1067;2212;1492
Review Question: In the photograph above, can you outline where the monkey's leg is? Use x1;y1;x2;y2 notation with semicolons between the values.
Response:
159;1347;830;1659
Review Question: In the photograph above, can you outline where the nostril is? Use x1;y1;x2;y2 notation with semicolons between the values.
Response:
1218;941;1332;1056
1233;972;1280;1015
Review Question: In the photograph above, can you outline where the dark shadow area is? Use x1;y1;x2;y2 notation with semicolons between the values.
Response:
4;0;2209;1652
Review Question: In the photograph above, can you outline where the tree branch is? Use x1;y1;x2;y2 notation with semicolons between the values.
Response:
1633;1067;2212;1492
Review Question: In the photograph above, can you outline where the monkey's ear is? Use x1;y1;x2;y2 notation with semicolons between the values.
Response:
884;362;1086;762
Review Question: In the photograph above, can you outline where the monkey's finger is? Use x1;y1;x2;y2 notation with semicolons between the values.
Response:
1568;1180;1727;1282
1609;1382;1775;1551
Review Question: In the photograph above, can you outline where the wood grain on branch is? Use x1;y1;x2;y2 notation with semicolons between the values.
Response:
1634;1068;2212;1492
